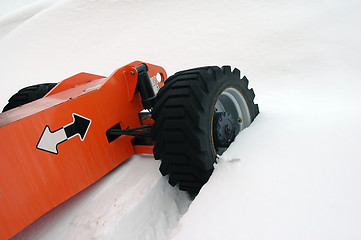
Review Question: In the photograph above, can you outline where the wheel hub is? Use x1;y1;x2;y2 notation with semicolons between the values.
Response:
213;112;237;149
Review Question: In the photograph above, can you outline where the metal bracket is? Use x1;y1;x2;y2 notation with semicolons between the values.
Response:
107;125;152;138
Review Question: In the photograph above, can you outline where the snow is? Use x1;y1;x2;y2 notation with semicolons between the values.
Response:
13;156;191;240
0;0;62;38
0;0;47;17
0;0;361;239
173;93;361;239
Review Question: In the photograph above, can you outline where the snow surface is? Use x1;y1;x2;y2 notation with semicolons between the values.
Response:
12;155;191;240
0;0;46;17
0;0;361;239
0;0;62;38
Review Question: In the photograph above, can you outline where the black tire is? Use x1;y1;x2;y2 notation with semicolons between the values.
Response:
151;66;259;194
3;83;57;112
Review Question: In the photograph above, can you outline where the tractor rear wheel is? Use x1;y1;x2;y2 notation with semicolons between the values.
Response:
2;83;57;112
151;66;259;194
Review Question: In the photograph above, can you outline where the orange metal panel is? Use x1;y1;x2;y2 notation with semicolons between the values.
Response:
45;72;106;97
133;145;154;154
0;61;167;239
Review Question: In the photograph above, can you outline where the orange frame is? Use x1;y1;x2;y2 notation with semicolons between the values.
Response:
0;61;167;239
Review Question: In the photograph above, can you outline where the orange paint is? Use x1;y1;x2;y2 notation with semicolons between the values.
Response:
0;61;166;239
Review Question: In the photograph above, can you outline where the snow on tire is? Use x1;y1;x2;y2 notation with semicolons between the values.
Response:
151;66;259;194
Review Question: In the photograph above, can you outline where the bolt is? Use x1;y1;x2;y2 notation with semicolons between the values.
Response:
131;71;135;75
225;124;231;133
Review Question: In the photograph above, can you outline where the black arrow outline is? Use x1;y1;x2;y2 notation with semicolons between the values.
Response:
64;113;91;141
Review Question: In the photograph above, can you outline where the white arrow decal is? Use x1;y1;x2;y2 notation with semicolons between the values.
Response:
36;113;91;154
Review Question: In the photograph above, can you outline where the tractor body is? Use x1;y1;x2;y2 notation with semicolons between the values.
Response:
0;61;166;239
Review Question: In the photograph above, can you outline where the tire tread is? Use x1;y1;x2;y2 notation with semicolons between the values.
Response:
3;83;57;112
152;66;258;194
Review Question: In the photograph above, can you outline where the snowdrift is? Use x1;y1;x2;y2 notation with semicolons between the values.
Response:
0;0;360;239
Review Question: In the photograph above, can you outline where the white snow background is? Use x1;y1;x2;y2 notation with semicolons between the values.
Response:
0;0;360;239
0;0;43;16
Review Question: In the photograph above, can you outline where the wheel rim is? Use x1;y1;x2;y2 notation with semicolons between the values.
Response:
213;87;251;154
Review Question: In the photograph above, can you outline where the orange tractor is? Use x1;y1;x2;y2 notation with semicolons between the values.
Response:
0;61;258;239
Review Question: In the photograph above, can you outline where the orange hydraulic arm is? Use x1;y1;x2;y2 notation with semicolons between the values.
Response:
0;61;166;239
